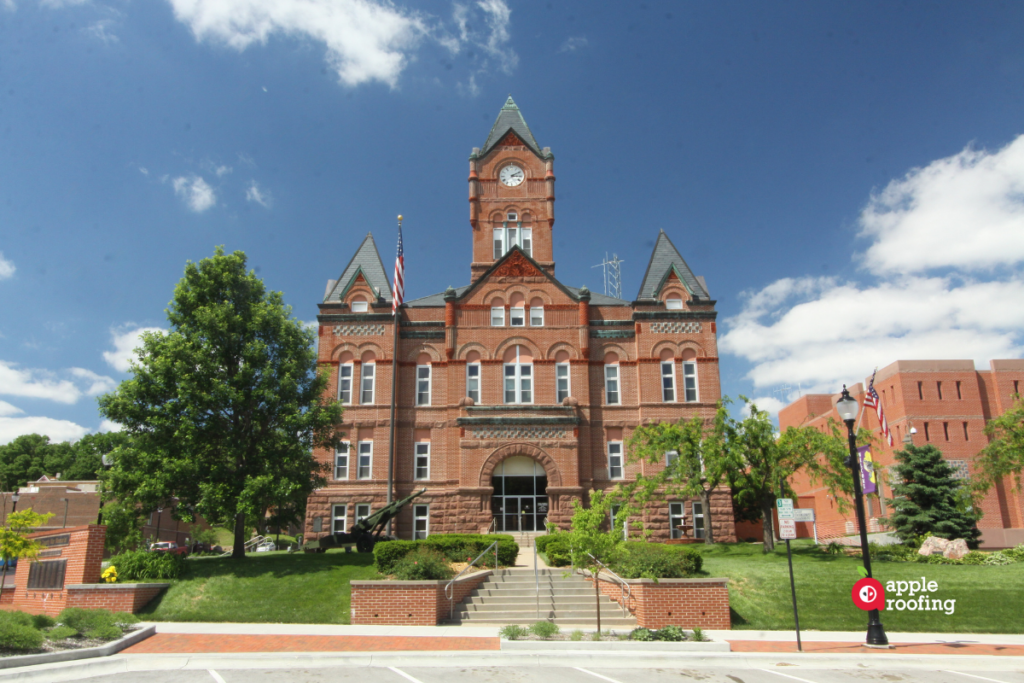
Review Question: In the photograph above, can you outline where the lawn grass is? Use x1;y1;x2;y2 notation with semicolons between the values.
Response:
697;540;1024;633
139;550;378;624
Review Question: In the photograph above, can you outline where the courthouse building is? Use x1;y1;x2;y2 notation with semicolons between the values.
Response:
781;359;1024;548
304;97;736;543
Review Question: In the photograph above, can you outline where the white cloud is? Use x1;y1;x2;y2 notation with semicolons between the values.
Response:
741;396;787;418
172;175;216;212
245;181;271;208
0;401;24;417
0;252;14;280
722;134;1024;398
215;165;232;177
98;419;123;433
139;166;150;176
0;416;90;446
83;19;119;44
68;368;117;396
559;36;588;53
0;361;83;404
103;326;164;373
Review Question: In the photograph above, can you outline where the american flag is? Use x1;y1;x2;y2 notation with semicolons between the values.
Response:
862;371;894;447
392;219;404;315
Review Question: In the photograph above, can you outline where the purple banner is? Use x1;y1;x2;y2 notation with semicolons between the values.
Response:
858;445;877;495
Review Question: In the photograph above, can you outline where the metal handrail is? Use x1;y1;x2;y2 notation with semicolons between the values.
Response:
585;551;632;617
445;540;499;620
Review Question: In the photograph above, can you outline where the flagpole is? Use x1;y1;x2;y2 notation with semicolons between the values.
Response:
386;215;403;537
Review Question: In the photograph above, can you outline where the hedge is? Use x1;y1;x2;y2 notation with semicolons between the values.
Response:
610;542;703;579
109;549;187;580
373;534;518;574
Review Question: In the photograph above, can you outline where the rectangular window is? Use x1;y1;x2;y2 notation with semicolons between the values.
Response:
937;381;943;400
608;442;623;480
943;421;950;441
692;502;705;540
924;422;931;442
510;306;525;327
918;381;923;400
351;301;368;313
334;442;350;480
332;504;347;534
491;307;505;327
415;442;430;480
355;504;371;525
466;363;481;403
661;361;676;402
665;298;683;310
556;363;570;403
963;421;970;441
1015;380;1020;396
493;226;533;258
416;365;431;406
669;502;685;540
683;361;698;402
493;228;504;260
956;381;962;400
504;364;533;404
357;441;372;479
413;504;429;540
530;306;544;326
609;504;627;539
522;228;532;257
605;365;620;405
360;363;375;404
338;364;353;404
666;450;679;467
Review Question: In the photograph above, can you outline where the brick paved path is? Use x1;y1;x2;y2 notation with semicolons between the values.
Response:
124;634;500;654
728;640;1024;656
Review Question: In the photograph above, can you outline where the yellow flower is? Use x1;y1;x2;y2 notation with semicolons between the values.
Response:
102;566;118;583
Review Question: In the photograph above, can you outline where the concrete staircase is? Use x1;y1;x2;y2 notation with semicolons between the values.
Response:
448;567;637;627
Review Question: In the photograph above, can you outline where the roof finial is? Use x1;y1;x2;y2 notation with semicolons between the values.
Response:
503;95;517;110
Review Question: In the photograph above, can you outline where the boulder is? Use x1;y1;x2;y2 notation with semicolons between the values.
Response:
918;536;950;556
944;538;970;560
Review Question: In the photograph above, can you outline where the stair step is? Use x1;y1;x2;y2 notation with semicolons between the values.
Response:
461;603;626;613
451;616;638;626
470;589;596;598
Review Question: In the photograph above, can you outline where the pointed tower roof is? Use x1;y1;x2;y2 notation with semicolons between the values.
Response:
636;230;711;301
324;232;393;304
478;95;547;158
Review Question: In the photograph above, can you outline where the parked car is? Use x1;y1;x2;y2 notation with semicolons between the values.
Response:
150;541;188;556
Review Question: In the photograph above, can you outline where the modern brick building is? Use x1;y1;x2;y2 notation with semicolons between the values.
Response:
780;359;1024;548
304;97;736;544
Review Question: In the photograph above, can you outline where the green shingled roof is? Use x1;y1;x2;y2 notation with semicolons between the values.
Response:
324;232;393;304
636;230;710;301
478;95;546;158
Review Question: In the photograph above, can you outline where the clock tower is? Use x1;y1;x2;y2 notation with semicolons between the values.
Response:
468;96;556;279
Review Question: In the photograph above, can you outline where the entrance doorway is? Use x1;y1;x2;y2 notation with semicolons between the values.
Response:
491;456;548;532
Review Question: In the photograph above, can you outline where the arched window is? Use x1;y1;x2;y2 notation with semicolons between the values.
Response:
530;297;544;326
490;296;505;327
360;351;376;404
350;297;368;313
416;353;431;406
493;211;532;258
510;292;525;327
503;345;533;405
466;350;481;403
660;348;676;403
337;351;354;405
665;298;683;310
555;350;570;403
681;349;698;403
604;352;620;405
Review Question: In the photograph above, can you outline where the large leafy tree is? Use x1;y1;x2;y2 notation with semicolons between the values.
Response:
889;444;981;546
626;401;737;544
972;394;1024;500
98;247;344;559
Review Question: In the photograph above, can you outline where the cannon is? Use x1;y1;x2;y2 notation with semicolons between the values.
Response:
303;488;426;554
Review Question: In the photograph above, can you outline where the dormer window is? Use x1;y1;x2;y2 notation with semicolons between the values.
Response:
665;298;683;310
351;300;368;313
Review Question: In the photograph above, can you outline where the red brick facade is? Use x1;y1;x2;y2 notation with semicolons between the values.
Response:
306;97;736;544
65;583;169;613
781;359;1024;548
592;574;731;630
350;570;491;625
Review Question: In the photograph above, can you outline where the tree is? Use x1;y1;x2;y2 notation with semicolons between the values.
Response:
564;489;623;633
626;401;737;544
888;444;981;547
973;394;1024;499
98;247;344;559
0;509;54;590
730;399;856;552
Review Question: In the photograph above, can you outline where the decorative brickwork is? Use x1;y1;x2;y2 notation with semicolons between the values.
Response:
650;322;702;334
469;426;568;440
333;324;386;336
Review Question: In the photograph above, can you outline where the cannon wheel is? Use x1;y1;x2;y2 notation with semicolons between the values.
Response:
356;537;374;554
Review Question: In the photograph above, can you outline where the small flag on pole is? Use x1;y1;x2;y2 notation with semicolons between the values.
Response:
862;370;894;447
392;216;404;315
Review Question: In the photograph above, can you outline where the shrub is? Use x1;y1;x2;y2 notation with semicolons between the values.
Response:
984;552;1013;566
86;624;124;640
108;549;186;580
46;625;78;641
611;542;702;579
570;629;584;641
655;625;686;642
590;630;602;641
534;534;558;554
390;547;454;581
1002;545;1024;562
57;608;123;640
30;614;55;630
0;611;34;628
824;541;844;555
112;612;140;629
544;537;572;567
961;551;986;565
529;621;560;639
373;540;418;574
499;624;527;640
629;627;654;641
373;535;519;573
691;627;707;642
0;621;43;651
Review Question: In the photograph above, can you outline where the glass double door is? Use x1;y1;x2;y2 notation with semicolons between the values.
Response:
492;495;548;532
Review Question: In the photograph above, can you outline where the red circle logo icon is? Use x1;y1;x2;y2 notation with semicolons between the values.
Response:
851;577;885;611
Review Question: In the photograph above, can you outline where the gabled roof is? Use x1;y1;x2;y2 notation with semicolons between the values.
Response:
324;233;393;304
478;96;547;159
636;230;710;301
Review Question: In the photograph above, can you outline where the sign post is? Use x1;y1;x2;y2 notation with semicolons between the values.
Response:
777;498;802;652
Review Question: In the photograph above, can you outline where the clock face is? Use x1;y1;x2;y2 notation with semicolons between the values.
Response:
500;165;525;187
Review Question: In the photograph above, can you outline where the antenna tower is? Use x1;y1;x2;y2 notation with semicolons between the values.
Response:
591;253;624;299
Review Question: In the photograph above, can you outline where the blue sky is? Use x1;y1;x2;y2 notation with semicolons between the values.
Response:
2;0;1023;442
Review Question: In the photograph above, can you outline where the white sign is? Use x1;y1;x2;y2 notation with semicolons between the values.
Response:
779;519;797;540
776;498;794;518
791;509;815;522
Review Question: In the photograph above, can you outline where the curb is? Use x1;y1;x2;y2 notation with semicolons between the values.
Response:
500;639;730;652
0;624;155;672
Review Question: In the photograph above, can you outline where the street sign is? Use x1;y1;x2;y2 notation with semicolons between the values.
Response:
779;519;797;540
791;509;815;522
777;498;794;519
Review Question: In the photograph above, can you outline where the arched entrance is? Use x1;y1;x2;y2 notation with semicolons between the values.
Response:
491;456;548;531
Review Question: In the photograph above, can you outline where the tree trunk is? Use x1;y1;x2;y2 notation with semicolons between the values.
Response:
701;489;715;544
231;511;246;559
761;497;775;553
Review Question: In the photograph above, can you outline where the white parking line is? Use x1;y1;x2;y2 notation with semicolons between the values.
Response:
208;671;227;683
389;666;429;683
574;667;627;683
945;672;1011;683
758;669;821;683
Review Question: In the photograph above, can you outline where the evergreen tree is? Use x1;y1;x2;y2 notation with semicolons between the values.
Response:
889;444;981;547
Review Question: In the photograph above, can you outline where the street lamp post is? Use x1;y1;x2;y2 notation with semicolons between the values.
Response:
836;385;889;647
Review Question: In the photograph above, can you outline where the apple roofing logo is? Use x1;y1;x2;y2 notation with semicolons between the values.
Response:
852;577;886;611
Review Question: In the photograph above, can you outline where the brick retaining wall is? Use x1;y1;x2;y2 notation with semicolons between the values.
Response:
65;583;170;613
351;570;491;625
590;572;731;630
